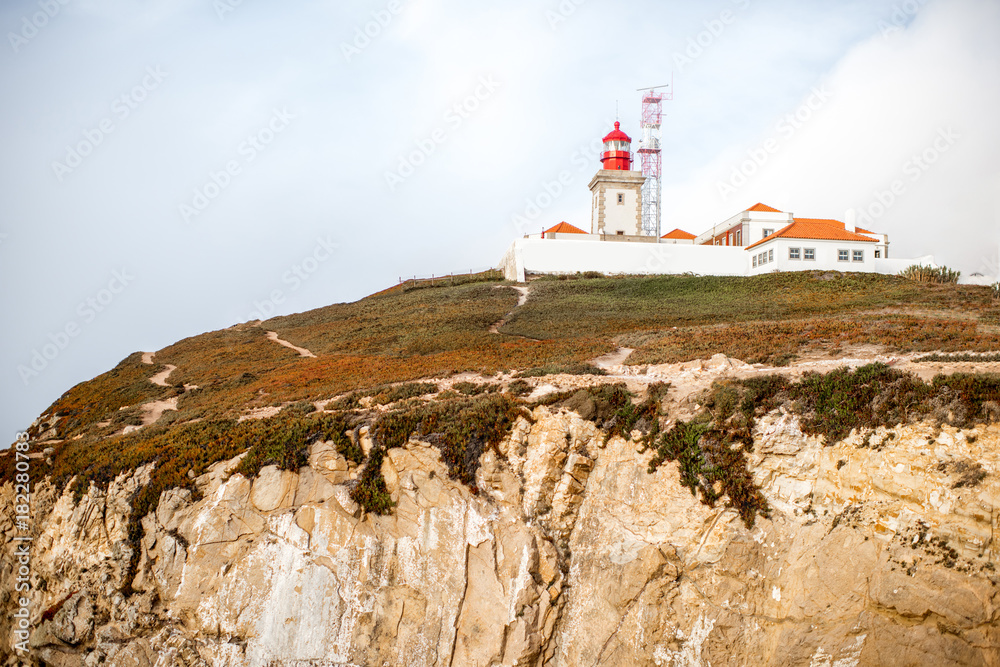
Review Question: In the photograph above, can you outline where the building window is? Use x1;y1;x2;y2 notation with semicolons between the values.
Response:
875;249;881;258
804;248;815;260
616;230;624;236
838;249;849;262
736;230;742;245
789;247;801;260
853;250;864;262
763;229;773;238
768;249;773;262
753;256;758;268
617;193;624;204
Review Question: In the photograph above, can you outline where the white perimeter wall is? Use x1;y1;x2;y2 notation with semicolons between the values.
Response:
500;239;747;281
499;239;938;283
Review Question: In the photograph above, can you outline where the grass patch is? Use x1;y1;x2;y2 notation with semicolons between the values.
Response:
915;352;1000;363
502;272;991;341
630;316;1000;366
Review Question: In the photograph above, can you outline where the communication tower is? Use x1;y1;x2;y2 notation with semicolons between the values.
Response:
636;81;672;237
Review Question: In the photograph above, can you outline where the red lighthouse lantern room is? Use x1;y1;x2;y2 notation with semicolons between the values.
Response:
600;121;633;171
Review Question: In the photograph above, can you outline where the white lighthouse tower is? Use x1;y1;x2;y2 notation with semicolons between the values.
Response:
588;122;646;237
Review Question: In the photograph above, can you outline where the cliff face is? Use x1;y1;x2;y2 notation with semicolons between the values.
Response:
4;375;1000;666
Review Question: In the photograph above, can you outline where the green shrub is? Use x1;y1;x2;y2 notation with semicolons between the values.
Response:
648;379;774;528
899;265;960;284
452;381;497;396
791;363;929;441
648;419;769;528
350;446;395;514
518;363;607;378
371;394;525;489
914;352;1000;363
281;400;317;416
505;379;533;397
592;382;669;447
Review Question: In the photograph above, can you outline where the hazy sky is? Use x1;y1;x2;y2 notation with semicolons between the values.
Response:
1;0;998;442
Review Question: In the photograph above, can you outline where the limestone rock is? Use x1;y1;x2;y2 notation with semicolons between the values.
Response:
51;593;94;645
3;396;999;666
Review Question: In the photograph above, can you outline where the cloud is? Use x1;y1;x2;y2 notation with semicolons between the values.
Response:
664;0;1000;270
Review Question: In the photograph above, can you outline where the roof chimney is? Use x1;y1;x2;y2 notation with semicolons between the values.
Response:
845;209;857;233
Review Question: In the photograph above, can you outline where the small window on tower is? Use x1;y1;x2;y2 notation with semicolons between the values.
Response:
616;230;625;236
617;193;624;204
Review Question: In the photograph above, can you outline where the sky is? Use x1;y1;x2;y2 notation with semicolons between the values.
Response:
1;0;998;443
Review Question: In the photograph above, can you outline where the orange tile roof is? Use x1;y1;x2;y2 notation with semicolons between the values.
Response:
543;221;587;235
661;228;696;240
745;217;879;250
794;218;875;235
747;203;782;213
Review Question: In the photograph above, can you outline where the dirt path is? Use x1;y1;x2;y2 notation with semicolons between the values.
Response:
266;331;317;358
592;347;635;370
138;396;179;427
490;286;531;335
149;364;177;387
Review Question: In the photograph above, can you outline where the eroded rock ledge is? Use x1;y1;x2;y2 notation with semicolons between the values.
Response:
3;394;999;666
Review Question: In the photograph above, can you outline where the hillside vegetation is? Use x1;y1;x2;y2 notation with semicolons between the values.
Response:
23;272;1000;442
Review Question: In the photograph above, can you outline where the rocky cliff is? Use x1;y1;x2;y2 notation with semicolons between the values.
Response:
3;356;999;666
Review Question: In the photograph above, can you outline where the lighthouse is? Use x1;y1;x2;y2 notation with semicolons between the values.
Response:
589;122;646;237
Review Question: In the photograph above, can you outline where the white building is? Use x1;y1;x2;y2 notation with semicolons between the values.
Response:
744;212;889;275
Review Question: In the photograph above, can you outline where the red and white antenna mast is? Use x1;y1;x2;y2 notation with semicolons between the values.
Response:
637;79;672;237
